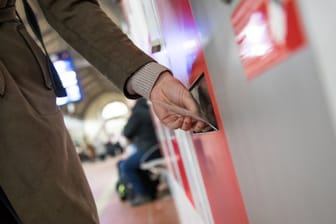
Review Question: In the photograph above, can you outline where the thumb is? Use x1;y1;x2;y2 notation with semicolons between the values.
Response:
180;90;200;115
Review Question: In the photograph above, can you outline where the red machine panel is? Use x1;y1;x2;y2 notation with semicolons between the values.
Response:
171;138;195;206
154;0;249;223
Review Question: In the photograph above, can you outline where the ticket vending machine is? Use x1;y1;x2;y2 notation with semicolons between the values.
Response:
145;0;249;223
122;0;336;223
187;0;336;224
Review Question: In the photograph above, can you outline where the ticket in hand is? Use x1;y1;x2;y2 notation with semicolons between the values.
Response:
151;100;218;131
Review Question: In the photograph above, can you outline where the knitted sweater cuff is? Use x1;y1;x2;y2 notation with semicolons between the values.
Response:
126;62;170;99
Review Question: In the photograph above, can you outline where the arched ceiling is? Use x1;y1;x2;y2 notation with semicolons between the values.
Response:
16;0;129;119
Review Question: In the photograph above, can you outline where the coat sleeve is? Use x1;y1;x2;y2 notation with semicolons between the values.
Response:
36;0;155;93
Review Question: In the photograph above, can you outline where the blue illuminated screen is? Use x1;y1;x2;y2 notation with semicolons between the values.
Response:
52;51;83;106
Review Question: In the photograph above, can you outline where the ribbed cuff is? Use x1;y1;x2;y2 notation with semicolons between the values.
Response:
126;62;170;99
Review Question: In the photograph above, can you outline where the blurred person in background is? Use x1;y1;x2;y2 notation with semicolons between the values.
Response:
121;98;162;206
86;143;97;162
105;135;124;157
0;0;206;223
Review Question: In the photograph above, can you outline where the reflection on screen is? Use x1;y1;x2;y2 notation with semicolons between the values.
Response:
189;74;218;132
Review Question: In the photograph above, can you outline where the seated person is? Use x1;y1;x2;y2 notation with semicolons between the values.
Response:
105;139;124;157
121;98;162;206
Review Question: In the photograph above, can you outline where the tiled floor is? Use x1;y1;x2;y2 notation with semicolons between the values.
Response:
82;156;180;224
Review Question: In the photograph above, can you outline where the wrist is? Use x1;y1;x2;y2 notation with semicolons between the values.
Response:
126;62;170;99
150;71;174;100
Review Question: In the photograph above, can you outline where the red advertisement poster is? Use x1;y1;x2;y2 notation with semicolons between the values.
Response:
232;0;306;79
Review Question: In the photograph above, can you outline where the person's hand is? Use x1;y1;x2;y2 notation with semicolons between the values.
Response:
150;72;207;131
